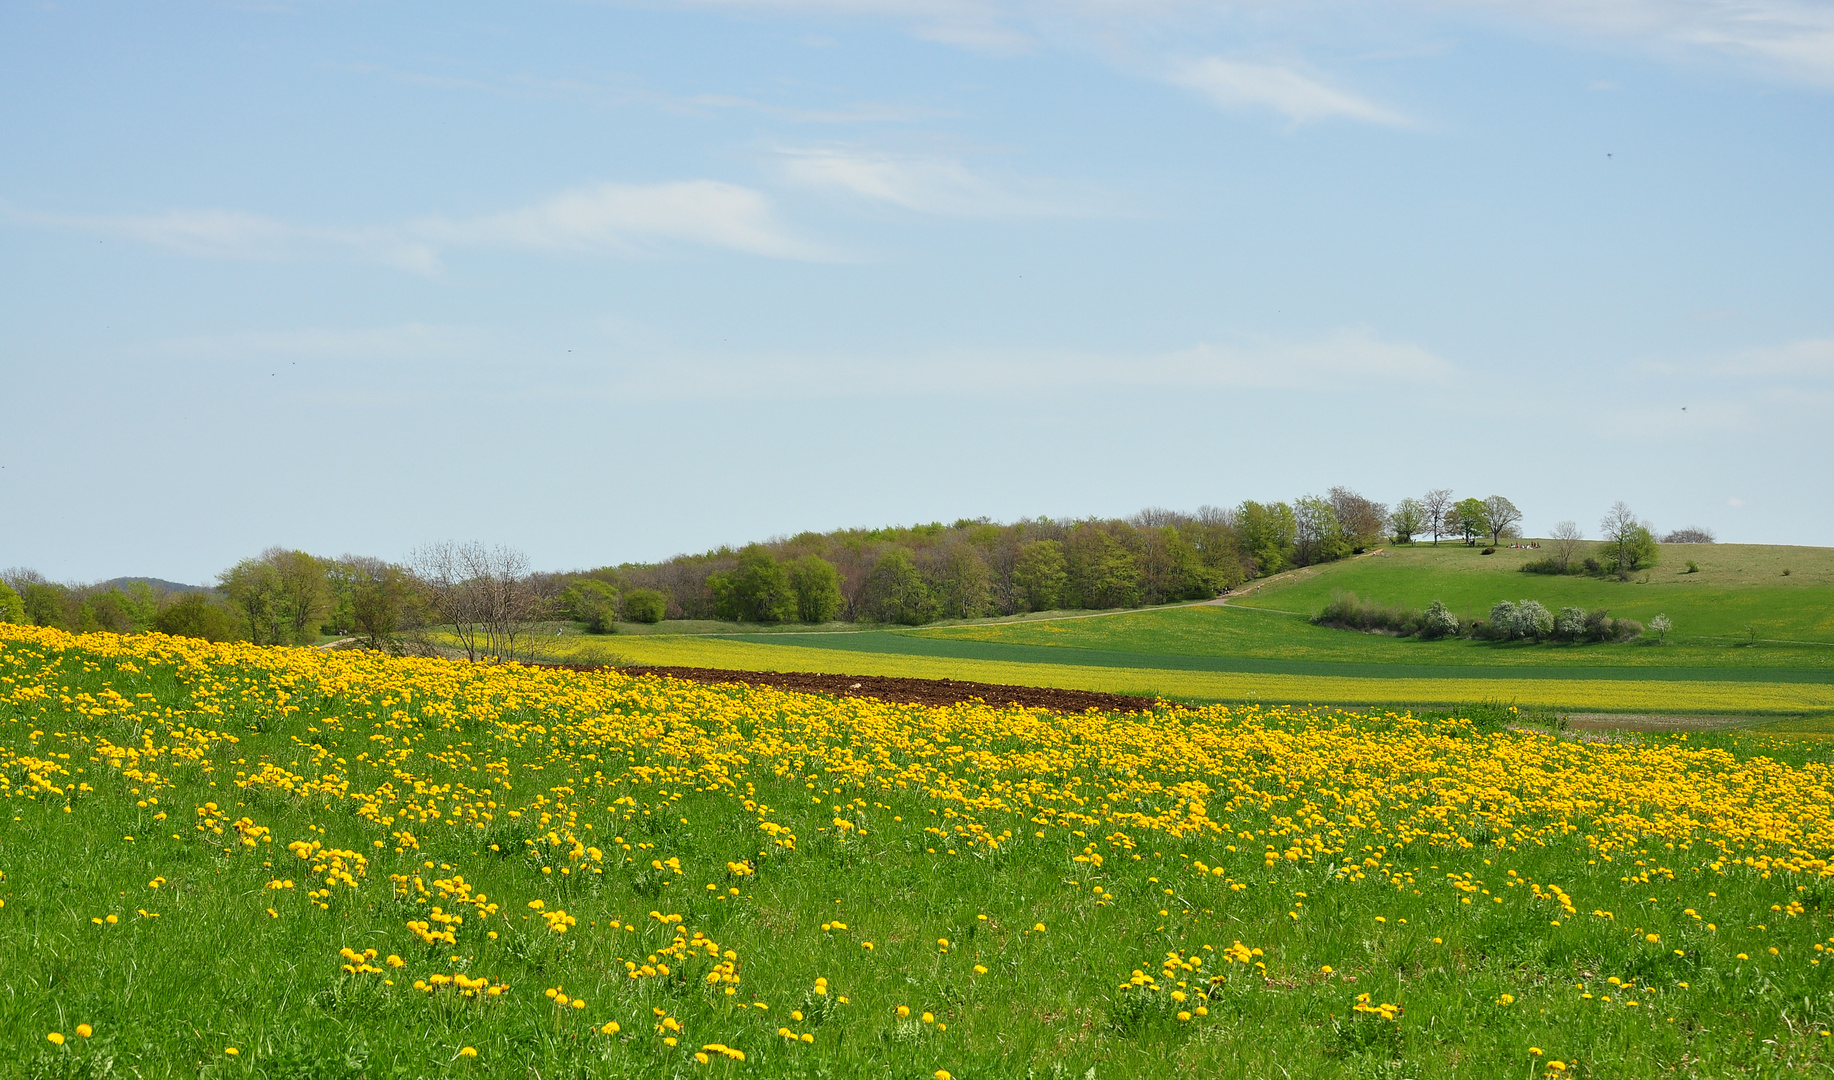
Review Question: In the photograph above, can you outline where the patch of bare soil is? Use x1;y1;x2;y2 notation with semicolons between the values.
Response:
615;666;1158;713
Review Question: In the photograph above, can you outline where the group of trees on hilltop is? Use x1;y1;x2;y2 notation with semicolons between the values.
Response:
3;483;1538;642
591;485;1525;627
4;482;1584;644
1521;502;1684;580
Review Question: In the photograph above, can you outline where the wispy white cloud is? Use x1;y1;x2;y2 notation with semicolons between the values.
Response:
669;0;1834;87
18;208;440;271
411;181;828;260
1168;58;1413;125
16;181;831;269
774;146;1108;216
1447;0;1834;86
1721;335;1834;377
606;327;1454;398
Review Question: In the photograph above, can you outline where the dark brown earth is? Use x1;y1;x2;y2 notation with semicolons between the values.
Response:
614;665;1159;713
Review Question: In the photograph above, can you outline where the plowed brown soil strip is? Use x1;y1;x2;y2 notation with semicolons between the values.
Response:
616;665;1158;713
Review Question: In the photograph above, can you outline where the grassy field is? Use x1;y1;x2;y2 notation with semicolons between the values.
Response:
526;633;1834;716
7;623;1834;1079
1226;542;1834;642
451;542;1834;716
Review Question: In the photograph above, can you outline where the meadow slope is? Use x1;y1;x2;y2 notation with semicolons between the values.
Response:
6;625;1834;1078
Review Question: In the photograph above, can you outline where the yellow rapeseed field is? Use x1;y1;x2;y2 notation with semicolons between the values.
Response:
574;632;1834;714
3;623;1833;1077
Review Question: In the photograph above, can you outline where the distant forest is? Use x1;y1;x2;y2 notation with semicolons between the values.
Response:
590;487;1465;625
5;487;1704;642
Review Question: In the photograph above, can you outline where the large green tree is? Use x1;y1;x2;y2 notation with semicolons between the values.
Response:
707;546;797;623
863;548;935;625
1235;501;1296;575
219;548;329;645
786;555;843;623
0;581;25;624
1012;541;1067;612
1390;498;1426;544
929;543;991;620
1450;498;1490;546
1064;527;1140;610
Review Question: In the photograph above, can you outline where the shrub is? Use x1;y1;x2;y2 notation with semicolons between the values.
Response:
1418;600;1460;640
1663;527;1715;544
1313;592;1420;636
1558;608;1641;643
1519;558;1578;576
1554;607;1588;641
1516;599;1553;639
1685;560;1699;574
559;579;621;633
1486;600;1553;641
1650;614;1672;642
622;588;667;624
1481;547;1497;555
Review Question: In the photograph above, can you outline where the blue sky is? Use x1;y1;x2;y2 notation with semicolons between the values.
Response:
3;0;1831;582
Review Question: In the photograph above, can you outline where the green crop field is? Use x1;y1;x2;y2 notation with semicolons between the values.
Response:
543;542;1834;717
8;624;1834;1080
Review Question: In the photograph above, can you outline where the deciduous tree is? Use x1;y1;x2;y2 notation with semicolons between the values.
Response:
1390;498;1426;544
1549;521;1584;572
786;555;844;623
1421;489;1454;546
1013;540;1067;612
1451;498;1489;546
1483;496;1522;547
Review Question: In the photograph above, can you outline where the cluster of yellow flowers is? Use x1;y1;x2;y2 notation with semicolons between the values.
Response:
8;624;1834;882
7;622;1834;1075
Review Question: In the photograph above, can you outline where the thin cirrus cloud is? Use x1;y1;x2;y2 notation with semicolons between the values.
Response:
1168;58;1414;126
609;327;1455;398
1446;0;1834;86
774;146;1110;217
671;0;1834;85
16;181;831;270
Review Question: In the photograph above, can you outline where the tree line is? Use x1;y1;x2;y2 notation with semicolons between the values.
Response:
600;486;1542;627
2;489;1715;645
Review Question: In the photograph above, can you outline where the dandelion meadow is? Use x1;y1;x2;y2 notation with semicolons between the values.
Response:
4;624;1834;1078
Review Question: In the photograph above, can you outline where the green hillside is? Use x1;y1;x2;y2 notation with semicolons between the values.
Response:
529;541;1834;715
1228;542;1834;644
900;542;1834;672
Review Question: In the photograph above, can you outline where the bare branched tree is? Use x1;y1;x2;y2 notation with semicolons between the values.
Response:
411;542;549;662
1422;489;1454;546
1549;521;1584;571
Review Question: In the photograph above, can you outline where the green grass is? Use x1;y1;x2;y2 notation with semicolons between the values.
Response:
463;543;1834;716
1228;542;1834;644
8;627;1834;1079
535;634;1834;715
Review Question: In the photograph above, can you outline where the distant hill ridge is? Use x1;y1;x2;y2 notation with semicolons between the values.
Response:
103;577;210;594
